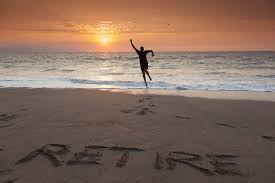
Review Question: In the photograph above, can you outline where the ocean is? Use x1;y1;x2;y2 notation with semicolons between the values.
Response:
0;52;275;92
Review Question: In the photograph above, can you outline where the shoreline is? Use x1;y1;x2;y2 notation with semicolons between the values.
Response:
1;87;275;102
109;88;275;102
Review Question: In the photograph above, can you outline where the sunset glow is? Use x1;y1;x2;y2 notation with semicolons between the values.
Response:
0;0;275;52
100;37;109;45
95;34;116;46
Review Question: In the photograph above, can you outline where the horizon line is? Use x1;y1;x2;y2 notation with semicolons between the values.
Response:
0;50;274;54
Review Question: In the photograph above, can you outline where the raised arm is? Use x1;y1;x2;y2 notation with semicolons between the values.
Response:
130;39;139;53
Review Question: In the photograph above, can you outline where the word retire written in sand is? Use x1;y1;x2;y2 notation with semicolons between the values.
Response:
14;144;245;177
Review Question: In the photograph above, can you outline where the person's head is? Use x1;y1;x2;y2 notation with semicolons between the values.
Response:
140;46;144;52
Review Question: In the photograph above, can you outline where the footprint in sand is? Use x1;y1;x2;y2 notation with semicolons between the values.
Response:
138;98;146;103
216;123;236;128
135;106;155;115
121;107;155;116
138;96;153;103
176;115;191;120
121;96;156;116
120;109;136;114
139;96;157;108
261;136;275;142
136;110;147;115
142;107;149;111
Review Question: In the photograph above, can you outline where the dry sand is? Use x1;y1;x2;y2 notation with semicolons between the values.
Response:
1;88;275;183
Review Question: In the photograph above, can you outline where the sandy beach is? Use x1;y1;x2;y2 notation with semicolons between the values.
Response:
1;88;275;183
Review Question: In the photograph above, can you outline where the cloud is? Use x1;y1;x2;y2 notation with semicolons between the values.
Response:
58;21;176;35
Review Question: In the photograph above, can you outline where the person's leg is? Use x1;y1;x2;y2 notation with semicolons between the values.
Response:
145;69;152;81
142;70;148;87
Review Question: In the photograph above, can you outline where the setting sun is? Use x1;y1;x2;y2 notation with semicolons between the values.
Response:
95;34;116;46
100;37;109;44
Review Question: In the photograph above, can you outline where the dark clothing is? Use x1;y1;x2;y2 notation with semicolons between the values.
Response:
136;50;151;71
140;62;148;71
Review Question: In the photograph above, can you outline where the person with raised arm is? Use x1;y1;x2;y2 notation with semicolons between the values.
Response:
130;39;154;87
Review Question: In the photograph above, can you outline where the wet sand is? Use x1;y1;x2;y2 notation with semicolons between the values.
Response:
1;88;275;183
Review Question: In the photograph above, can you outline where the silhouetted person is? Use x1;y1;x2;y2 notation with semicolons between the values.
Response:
130;39;154;87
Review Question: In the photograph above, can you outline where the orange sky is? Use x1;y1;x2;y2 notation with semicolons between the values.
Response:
0;0;275;52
